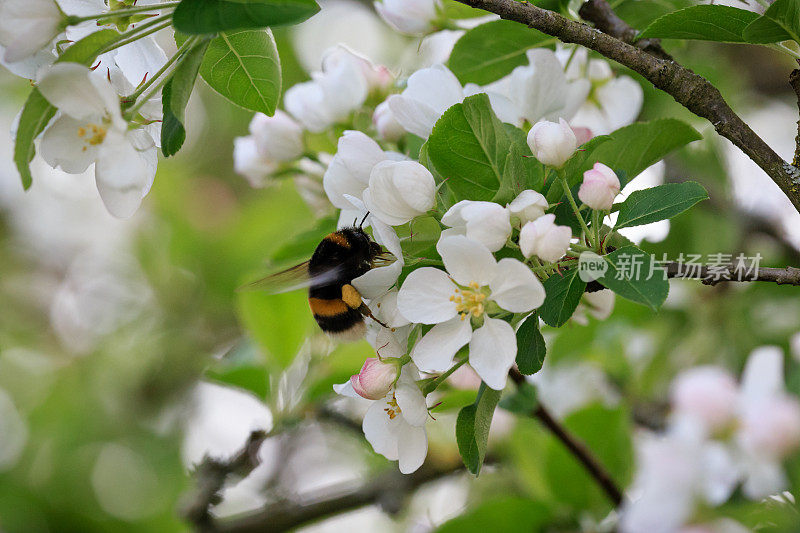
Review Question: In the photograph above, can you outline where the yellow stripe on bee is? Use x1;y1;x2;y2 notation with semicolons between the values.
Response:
324;232;351;248
308;297;350;317
341;284;363;309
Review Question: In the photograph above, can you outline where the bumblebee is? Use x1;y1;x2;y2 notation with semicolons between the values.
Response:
242;223;389;341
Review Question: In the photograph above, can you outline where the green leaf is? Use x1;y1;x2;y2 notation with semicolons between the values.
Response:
13;29;119;189
598;245;669;309
198;29;281;115
162;40;210;157
499;381;538;414
539;268;586;327
615;181;708;229
456;383;502;474
236;290;316;370
639;5;759;42
173;0;320;34
428;93;517;202
448;20;553;85
573;119;701;188
743;0;800;44
515;316;546;374
398;216;442;258
435;497;550;533
205;339;269;398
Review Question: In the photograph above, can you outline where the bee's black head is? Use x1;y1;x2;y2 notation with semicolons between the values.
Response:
340;226;381;260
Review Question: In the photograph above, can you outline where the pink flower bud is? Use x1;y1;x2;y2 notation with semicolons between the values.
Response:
739;396;800;459
572;126;594;146
671;366;738;432
578;162;620;210
350;357;398;400
526;118;578;168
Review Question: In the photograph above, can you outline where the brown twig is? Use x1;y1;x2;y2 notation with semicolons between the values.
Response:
212;461;465;533
789;60;800;167
508;368;623;506
664;262;800;286
181;430;268;532
453;0;800;213
578;0;672;61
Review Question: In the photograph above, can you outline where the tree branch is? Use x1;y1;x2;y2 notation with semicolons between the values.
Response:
577;0;672;60
453;0;800;213
664;262;800;286
508;368;623;506
789;60;800;167
212;461;465;533
181;430;268;532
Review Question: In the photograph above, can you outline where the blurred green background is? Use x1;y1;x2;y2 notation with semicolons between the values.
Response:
1;1;800;531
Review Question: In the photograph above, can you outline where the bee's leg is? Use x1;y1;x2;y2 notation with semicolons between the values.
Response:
341;284;390;328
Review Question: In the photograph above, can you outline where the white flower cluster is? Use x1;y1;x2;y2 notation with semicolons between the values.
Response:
620;346;800;532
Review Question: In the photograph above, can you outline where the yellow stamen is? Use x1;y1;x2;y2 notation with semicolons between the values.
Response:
452;281;487;320
384;394;401;420
76;123;107;149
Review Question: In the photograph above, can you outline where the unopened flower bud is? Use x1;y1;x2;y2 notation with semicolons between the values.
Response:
671;366;738;433
249;110;303;162
508;189;548;225
364;160;435;226
578;162;620;210
350;357;398;400
374;0;439;35
373;101;404;142
519;213;572;262
526;118;578;168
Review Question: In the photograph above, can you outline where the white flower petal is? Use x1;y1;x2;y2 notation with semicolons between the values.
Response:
387;94;442;139
397;267;457;324
39;114;98;173
113;36;168;87
436;235;497;287
369;215;403;262
741;346;784;402
742;458;787;499
38;63;114;121
397;424;427;473
461;202;512;252
411;317;472;373
371;290;411;328
395;380;428;427
333;380;360;398
362;400;399;460
94;129;152;218
469;317;516;390
352;261;403;299
489;258;546;312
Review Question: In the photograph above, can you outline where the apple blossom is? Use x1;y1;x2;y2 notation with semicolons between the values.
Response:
526;118;578;168
572;289;615;325
349;358;399;400
232;137;278;188
397;235;545;390
373;100;404;142
323;130;395;211
671;366;738;434
335;363;429;473
37;63;157;218
248;111;304;162
363;160;436;226
375;0;439;35
519;214;572;263
0;0;65;63
387;64;515;139
507;190;548;226
486;49;589;125
578;162;620;210
441;200;512;252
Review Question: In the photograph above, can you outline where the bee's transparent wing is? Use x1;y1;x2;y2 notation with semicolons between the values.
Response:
237;261;345;294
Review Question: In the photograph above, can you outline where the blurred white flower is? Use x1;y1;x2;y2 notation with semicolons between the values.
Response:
373;100;404;142
579;162;620;211
487;49;590;126
0;0;64;63
412;29;464;69
527;118;578;168
37;63;157;218
572;289;615;325
441;200;511;252
249;111;304;162
529;360;619;417
375;0;439;35
348;357;399;400
335;363;429;473
285;46;385;132
735;346;800;498
0;388;27;471
519;213;572;262
507;189;548;226
363;160;435;226
233;136;278;188
671;366;738;434
387;64;514;139
397;235;544;390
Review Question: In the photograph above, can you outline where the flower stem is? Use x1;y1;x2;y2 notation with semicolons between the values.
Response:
96;14;173;57
591;209;601;252
422;358;467;395
558;172;595;249
125;36;198;105
66;2;181;25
